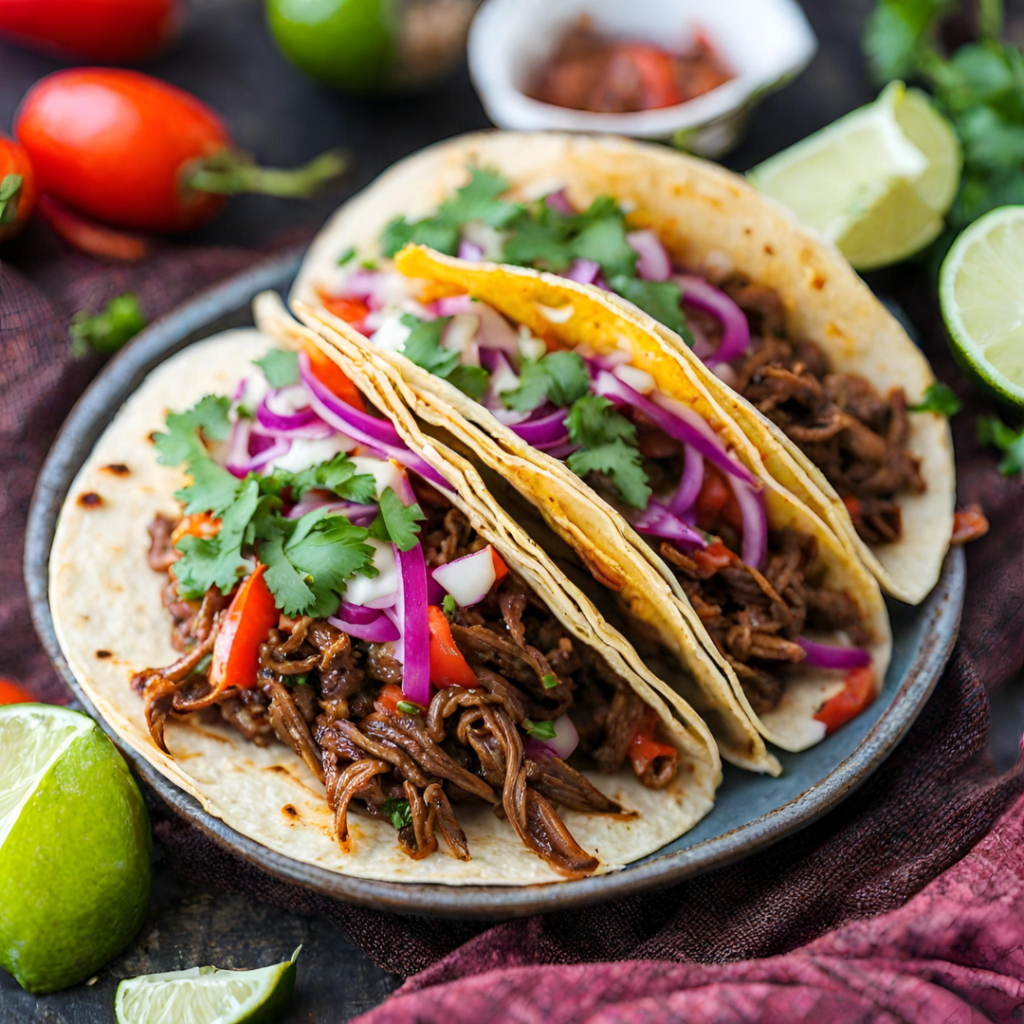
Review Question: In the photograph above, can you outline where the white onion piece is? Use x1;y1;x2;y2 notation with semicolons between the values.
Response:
535;302;574;324
613;364;656;395
431;546;497;608
517;327;547;362
265;434;357;473
460;221;506;260
345;540;399;608
443;314;481;360
264;384;312;417
349;456;412;502
489;351;521;399
528;715;580;760
712;363;739;389
369;313;413;354
237;373;271;414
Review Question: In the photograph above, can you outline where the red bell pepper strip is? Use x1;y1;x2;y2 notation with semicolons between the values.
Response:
628;709;678;779
427;605;478;689
303;339;367;413
321;294;370;325
209;564;279;692
0;678;34;705
813;666;877;735
490;547;509;586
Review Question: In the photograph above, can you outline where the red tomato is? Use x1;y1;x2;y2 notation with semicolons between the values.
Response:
321;294;371;326
427;606;478;689
0;0;182;63
0;134;37;242
490;547;509;586
693;540;735;573
210;565;280;692
694;463;742;533
813;666;877;735
16;69;232;233
621;43;684;109
374;684;405;716
304;340;367;413
36;194;151;261
0;678;34;705
628;709;677;779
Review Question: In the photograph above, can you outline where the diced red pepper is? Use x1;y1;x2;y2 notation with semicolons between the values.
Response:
813;666;877;735
628;709;678;778
303;339;367;413
374;683;405;716
427;605;478;689
0;678;34;705
321;294;370;325
694;463;741;533
209;564;280;692
490;546;509;586
694;540;735;573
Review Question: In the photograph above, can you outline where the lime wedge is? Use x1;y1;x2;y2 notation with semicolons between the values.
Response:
115;948;300;1024
0;705;150;994
749;82;961;270
940;205;1024;407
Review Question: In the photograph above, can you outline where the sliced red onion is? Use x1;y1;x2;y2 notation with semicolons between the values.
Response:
523;714;578;761
341;268;418;312
298;352;450;490
431;547;497;608
286;493;378;520
798;637;871;670
510;408;569;448
545;440;581;459
586;349;631;372
627;230;671;282
628;501;706;548
731;478;768;571
434;296;519;357
426;574;446;606
226;417;252;474
228;434;290;479
545;188;576;216
257;388;317;432
338;600;385;625
328;611;400;643
396;542;430;705
432;295;473;317
458;238;484;262
674;275;750;364
251;417;334;441
669;446;704;517
563;258;600;284
592;370;758;488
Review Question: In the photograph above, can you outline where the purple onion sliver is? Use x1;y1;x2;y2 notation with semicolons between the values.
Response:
732;478;768;572
299;351;400;443
328;612;400;644
563;258;600;285
228;436;289;478
629;501;706;549
544;440;581;459
251;418;334;441
523;739;556;762
257;388;317;432
510;408;570;446
457;239;484;262
669;445;704;517
626;230;671;282
674;274;751;364
396;542;431;705
338;601;384;625
226;417;251;474
797;636;871;670
544;188;576;216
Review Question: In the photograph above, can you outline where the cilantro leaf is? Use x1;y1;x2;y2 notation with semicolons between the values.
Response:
259;533;320;617
522;718;556;741
863;0;950;83
500;351;590;412
380;216;461;258
501;215;575;271
400;314;459;377
382;797;413;831
909;382;962;416
254;349;300;388
442;593;457;619
368;487;425;551
566;395;651;509
611;276;694;342
287;515;375;596
176;457;242;516
978;414;1024;476
572;212;637;279
501;359;551;413
154;396;232;467
336;246;357;266
69;293;146;358
447;364;490;399
274;452;377;503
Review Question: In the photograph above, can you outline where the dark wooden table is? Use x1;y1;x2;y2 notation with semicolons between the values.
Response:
3;0;1022;1020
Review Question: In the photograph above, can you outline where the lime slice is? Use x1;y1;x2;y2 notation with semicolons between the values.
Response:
749;82;961;270
115;947;301;1024
940;205;1024;407
0;705;150;994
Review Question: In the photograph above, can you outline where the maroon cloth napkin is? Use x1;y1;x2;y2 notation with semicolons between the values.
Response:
3;237;1023;1013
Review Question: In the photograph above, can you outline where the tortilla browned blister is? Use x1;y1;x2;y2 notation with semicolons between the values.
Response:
48;295;721;887
296;253;892;757
291;132;954;607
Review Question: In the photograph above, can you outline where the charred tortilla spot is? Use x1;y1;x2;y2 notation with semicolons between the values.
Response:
95;649;113;659
811;274;826;291
147;431;159;444
77;492;103;508
103;463;130;475
283;804;299;818
763;244;775;256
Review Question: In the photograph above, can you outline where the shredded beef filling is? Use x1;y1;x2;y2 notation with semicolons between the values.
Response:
137;498;674;879
702;277;926;546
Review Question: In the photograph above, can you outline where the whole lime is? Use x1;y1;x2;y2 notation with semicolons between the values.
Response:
0;705;151;994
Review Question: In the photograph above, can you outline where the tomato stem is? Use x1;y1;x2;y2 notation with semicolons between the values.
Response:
182;148;347;198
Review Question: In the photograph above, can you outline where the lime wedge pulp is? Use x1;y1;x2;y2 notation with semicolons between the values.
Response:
0;705;151;994
115;947;301;1024
749;82;962;270
940;205;1024;408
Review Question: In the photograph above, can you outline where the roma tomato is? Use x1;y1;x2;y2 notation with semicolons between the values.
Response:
15;69;345;234
0;134;37;242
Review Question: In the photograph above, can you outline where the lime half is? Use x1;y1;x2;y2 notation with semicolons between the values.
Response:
750;82;961;270
941;205;1024;407
0;705;150;994
115;948;301;1024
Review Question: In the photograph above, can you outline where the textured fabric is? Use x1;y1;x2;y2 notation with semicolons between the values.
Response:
3;238;1023;1020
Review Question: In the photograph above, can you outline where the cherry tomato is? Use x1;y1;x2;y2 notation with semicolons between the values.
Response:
304;340;367;413
427;606;478;689
0;134;37;242
813;666;877;735
210;565;280;692
0;0;182;63
0;678;34;705
15;69;345;234
628;709;677;779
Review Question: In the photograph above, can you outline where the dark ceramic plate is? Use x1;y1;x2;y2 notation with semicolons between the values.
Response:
24;249;964;919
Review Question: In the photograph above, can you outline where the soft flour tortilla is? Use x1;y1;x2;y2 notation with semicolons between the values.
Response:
49;310;721;887
297;255;892;754
291;131;954;607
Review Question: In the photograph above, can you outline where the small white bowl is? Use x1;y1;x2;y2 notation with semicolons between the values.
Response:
467;0;818;157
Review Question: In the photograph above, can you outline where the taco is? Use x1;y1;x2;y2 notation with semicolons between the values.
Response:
48;295;721;886
292;132;954;607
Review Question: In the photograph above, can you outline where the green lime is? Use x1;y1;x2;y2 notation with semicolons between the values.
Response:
0;705;151;994
749;82;962;270
266;0;398;94
940;205;1024;408
115;947;301;1024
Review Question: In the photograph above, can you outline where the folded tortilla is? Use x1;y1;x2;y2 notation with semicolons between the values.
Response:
48;296;721;886
292;132;954;607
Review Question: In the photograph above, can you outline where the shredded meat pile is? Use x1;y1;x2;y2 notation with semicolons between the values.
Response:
718;278;926;546
135;497;676;880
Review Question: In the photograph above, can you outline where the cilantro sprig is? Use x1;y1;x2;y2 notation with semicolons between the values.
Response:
382;797;413;830
501;350;590;413
368;487;426;551
399;314;491;399
909;382;963;416
70;293;147;358
978;413;1024;476
254;349;300;388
